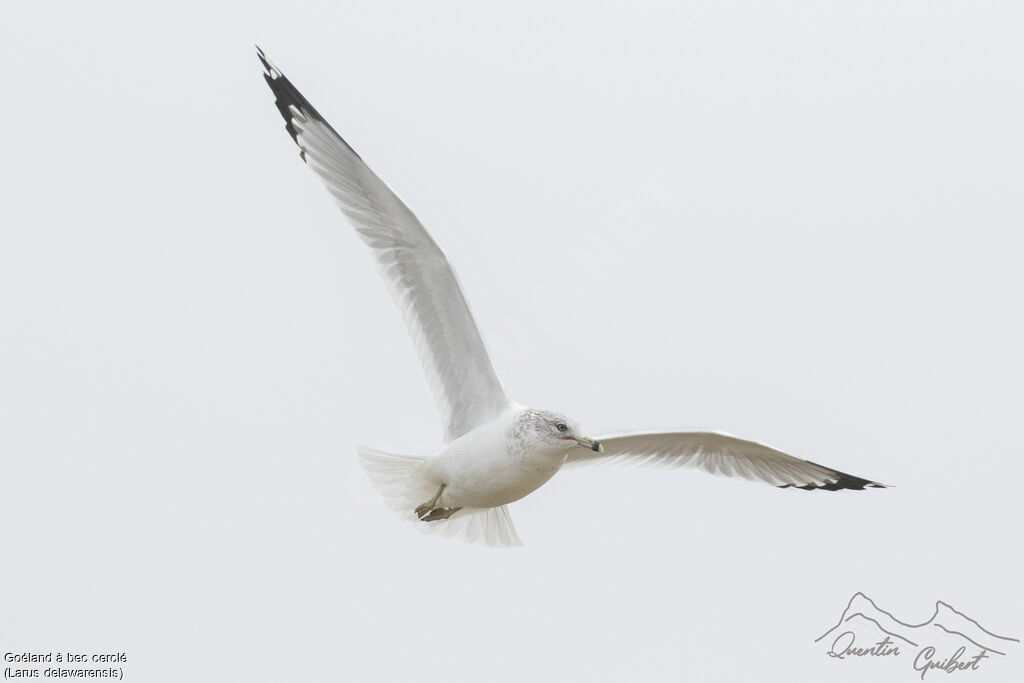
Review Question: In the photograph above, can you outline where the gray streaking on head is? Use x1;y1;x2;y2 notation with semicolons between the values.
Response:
257;47;887;548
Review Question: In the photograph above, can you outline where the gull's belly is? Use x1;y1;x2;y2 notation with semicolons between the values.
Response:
437;447;565;509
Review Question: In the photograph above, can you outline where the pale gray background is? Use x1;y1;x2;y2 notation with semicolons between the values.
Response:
2;2;1022;681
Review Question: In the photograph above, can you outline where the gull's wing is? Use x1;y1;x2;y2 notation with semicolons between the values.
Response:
567;431;886;491
257;48;510;442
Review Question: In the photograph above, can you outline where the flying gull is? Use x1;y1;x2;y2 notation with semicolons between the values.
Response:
257;47;886;547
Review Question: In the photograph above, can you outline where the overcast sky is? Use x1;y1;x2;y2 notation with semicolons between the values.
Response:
2;2;1022;682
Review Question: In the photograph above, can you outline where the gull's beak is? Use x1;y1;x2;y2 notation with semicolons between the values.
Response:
573;436;603;453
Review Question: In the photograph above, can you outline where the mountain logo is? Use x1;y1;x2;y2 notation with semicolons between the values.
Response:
816;592;1018;678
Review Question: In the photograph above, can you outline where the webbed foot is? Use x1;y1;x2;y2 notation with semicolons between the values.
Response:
416;505;463;521
414;484;461;521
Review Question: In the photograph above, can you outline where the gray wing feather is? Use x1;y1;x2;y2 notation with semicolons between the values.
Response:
568;431;885;491
258;49;510;441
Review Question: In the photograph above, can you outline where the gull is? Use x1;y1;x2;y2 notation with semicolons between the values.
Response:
257;48;886;548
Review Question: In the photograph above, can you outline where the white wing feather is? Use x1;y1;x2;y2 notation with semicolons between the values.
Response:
567;431;885;491
258;49;510;442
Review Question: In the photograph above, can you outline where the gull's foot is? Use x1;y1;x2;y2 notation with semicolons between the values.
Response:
415;484;460;521
416;505;462;522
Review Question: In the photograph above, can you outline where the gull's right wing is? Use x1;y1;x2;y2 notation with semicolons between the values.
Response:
258;48;510;442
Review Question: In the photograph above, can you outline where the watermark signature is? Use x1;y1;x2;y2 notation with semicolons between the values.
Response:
816;592;1018;679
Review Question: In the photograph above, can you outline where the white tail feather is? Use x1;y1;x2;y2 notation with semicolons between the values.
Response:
356;446;523;548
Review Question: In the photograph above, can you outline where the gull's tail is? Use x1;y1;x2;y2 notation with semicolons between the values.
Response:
356;445;523;548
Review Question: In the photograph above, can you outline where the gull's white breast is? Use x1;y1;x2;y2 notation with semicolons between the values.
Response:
426;408;567;509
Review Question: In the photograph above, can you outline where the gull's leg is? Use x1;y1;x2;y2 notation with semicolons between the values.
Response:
415;485;444;517
415;485;462;522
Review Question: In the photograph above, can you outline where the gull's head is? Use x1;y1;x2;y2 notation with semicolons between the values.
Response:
515;409;603;454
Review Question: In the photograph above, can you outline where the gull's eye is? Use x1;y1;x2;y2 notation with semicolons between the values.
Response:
556;423;567;433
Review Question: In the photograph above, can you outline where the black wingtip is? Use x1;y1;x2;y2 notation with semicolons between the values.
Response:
255;47;362;162
778;464;888;492
256;47;303;147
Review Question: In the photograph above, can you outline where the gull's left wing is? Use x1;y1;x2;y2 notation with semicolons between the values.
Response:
566;431;886;491
257;48;511;442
